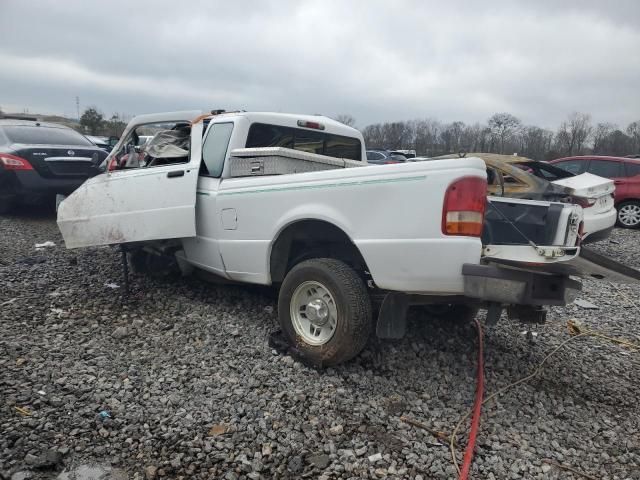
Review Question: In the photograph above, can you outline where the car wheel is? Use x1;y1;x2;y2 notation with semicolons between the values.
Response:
616;201;640;228
420;303;479;323
278;258;372;366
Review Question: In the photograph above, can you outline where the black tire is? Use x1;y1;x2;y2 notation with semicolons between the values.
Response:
278;258;372;366
420;303;479;324
616;200;640;228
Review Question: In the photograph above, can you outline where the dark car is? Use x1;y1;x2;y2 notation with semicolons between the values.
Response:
366;149;408;164
0;120;108;213
550;155;640;228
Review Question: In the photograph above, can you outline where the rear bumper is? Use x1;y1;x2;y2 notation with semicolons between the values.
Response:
462;263;581;306
1;169;87;198
582;207;616;242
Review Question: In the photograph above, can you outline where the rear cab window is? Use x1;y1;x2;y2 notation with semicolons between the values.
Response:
3;125;93;146
246;123;362;160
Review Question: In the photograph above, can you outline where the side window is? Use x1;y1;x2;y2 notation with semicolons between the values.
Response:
201;123;234;177
588;160;622;178
554;160;587;175
110;122;190;170
367;151;384;161
624;162;640;177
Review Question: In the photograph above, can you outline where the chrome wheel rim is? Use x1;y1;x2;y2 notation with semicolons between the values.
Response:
618;204;640;227
290;281;338;346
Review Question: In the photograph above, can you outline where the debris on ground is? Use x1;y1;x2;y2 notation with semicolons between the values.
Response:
573;298;599;309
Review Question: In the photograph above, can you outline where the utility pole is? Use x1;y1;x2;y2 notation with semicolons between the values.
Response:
76;96;80;121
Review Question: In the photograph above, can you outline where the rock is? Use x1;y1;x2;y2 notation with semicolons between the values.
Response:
573;299;598;309
144;465;158;480
111;326;128;339
287;456;304;473
307;453;330;469
329;425;344;435
368;453;383;463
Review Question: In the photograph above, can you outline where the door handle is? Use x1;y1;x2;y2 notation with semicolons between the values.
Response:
167;170;185;178
614;180;623;185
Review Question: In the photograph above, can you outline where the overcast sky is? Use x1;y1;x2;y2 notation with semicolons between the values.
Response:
1;0;639;129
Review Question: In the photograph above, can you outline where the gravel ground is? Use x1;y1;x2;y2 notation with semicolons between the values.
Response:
1;207;640;480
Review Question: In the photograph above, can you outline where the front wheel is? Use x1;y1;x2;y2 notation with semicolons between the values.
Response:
278;258;372;366
616;201;640;228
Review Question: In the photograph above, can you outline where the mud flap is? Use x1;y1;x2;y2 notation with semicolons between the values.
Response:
376;292;409;339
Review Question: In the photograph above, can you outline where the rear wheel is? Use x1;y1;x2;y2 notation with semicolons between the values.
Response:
278;258;372;366
616;201;640;228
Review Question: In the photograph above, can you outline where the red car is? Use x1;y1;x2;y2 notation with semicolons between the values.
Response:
550;156;640;228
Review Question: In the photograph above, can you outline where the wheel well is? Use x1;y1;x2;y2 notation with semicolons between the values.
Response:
270;220;369;284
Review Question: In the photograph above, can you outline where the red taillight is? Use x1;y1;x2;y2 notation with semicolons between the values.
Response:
384;160;399;164
0;153;34;170
442;176;487;237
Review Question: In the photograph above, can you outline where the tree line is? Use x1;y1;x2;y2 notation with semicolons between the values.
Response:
79;107;129;137
342;112;640;160
75;107;640;160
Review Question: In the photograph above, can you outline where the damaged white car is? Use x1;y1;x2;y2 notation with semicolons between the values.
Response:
57;110;640;365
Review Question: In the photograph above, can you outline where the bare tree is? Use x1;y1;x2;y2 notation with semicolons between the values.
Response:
413;119;441;156
520;126;555;160
335;114;356;127
556;112;592;156
593;122;616;154
488;113;522;154
627;121;640;153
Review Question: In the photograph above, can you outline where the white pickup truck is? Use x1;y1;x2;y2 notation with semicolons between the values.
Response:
57;110;640;365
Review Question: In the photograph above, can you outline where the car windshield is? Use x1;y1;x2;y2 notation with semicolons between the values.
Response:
3;125;94;146
514;161;575;180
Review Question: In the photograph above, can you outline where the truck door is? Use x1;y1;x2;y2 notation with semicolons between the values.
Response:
57;120;203;248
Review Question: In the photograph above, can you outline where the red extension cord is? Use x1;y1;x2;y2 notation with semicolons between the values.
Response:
460;318;485;480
